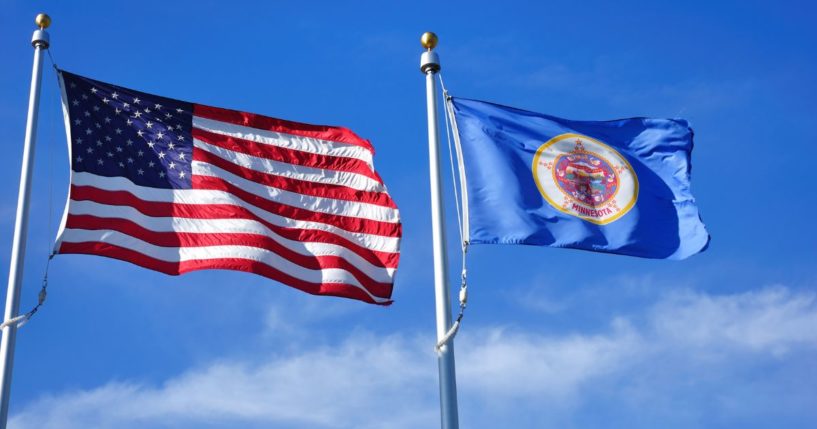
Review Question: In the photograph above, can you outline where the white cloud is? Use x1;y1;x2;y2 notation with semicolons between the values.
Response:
649;286;817;356
458;320;639;400
11;286;817;428
11;333;437;429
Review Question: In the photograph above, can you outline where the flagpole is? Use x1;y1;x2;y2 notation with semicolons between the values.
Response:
420;32;460;429
0;14;51;428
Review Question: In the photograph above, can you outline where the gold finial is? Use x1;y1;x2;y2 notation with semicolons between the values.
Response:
420;32;438;50
35;13;51;29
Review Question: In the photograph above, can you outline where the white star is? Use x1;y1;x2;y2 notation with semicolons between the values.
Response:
177;135;184;141
74;119;82;125
107;151;114;158
105;136;112;142
95;123;101;129
90;87;98;94
137;168;144;175
126;119;133;126
178;153;186;160
85;128;93;135
127;157;134;163
144;107;151;114
126;139;133;146
158;151;166;159
133;111;142;118
111;92;119;99
148;161;155;167
97;159;103;165
76;138;83;144
165;112;172;119
102;97;110;104
82;94;89;100
154;104;162;110
72;100;79;106
115;146;123;152
179;171;186;179
76;155;83;162
148;141;156;148
118;162;125;168
176;108;183;113
84;111;91;117
168;161;176;169
159;171;166;178
86;147;94;154
175;124;182;130
96;140;103;147
146;121;153;129
123;102;130;109
115;108;122;115
133;97;141;104
168;143;176;150
137;130;144;137
93;105;100;111
104;117;111;123
156;132;164;139
137;150;144;157
115;128;122;135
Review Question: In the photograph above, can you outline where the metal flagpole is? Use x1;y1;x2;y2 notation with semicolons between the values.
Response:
420;32;460;429
0;13;51;428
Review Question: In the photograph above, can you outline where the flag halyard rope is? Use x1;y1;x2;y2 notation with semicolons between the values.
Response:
0;255;52;332
435;74;469;352
1;52;60;333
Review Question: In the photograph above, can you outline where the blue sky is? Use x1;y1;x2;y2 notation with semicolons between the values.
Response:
1;1;816;428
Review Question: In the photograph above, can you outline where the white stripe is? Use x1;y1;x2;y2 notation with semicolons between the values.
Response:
59;228;391;303
193;116;374;168
68;172;401;251
67;199;397;281
193;161;399;223
193;139;385;192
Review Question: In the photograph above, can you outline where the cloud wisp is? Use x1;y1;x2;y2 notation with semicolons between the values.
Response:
11;286;817;429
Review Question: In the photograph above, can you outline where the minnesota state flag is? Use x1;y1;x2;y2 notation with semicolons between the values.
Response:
448;97;709;260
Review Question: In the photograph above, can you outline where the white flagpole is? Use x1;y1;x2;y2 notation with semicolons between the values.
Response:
0;13;51;428
420;32;460;429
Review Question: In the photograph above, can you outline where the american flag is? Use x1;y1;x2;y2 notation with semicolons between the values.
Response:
55;70;400;305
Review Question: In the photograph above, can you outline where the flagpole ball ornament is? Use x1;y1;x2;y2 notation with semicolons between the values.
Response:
35;13;51;29
31;13;50;48
419;32;440;73
421;32;438;50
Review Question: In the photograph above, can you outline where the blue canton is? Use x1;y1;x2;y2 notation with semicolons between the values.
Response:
61;70;194;189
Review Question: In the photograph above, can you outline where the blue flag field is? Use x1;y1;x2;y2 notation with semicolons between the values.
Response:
449;97;710;260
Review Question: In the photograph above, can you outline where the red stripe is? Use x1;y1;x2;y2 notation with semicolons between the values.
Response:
68;185;400;268
59;242;392;305
191;176;401;237
65;214;394;298
193;104;374;153
193;149;396;209
192;127;382;183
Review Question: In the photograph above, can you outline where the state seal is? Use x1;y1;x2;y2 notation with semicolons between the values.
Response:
532;133;638;224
